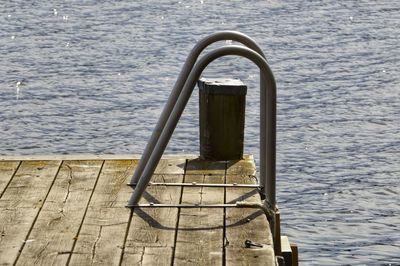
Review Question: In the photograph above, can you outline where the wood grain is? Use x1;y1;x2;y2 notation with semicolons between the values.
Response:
0;156;277;265
225;173;275;266
0;160;61;265
122;159;186;266
173;174;224;266
68;160;136;266
0;161;20;198
15;160;103;266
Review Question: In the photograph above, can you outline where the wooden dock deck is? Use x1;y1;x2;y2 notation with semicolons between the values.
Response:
0;155;275;265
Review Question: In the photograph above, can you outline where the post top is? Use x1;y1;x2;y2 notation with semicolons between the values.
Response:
198;78;247;95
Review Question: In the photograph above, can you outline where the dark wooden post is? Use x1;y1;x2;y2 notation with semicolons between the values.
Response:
198;78;247;160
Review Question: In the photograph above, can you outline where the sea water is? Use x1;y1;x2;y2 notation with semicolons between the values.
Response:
1;1;399;264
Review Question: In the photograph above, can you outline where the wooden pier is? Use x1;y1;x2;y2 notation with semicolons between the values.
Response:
0;155;276;265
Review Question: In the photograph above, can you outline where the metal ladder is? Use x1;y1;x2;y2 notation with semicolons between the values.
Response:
127;31;277;237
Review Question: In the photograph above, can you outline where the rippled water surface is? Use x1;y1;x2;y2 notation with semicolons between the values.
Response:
1;1;399;264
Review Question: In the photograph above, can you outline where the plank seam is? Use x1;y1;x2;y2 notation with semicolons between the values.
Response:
66;160;105;266
13;160;63;266
118;160;137;266
118;159;144;265
0;161;22;199
118;209;133;266
170;159;188;266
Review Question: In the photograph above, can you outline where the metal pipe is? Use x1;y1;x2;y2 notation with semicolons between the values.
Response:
126;202;270;212
127;203;247;208
126;201;275;228
128;45;276;217
128;182;259;188
129;31;267;187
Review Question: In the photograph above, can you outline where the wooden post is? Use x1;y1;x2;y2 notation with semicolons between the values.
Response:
198;78;247;161
274;209;282;256
290;243;299;266
281;236;292;266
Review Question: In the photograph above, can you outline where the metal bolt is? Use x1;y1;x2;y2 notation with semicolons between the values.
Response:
244;239;263;248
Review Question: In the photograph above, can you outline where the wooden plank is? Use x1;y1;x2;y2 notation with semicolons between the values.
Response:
15;160;103;266
185;158;226;175
69;159;137;266
173;174;224;266
225;173;275;265
0;161;20;197
154;158;186;175
121;158;187;266
121;175;182;266
121;246;173;266
226;155;256;176
0;160;61;265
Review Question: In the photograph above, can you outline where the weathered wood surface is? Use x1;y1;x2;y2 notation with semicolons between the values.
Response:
173;160;225;265
0;160;62;266
199;78;247;161
0;156;275;266
121;158;186;266
16;160;103;266
0;161;20;198
225;158;275;265
69;160;136;266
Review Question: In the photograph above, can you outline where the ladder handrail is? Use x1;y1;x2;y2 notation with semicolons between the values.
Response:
128;46;277;233
129;31;268;191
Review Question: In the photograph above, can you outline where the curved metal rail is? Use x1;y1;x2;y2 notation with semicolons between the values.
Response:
129;31;270;194
128;45;277;236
